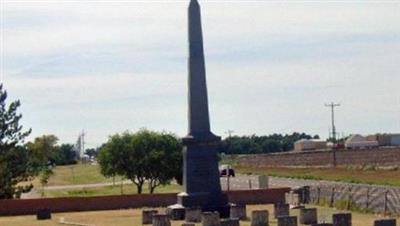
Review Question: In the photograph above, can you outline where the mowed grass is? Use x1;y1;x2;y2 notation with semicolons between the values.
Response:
44;183;182;198
47;163;121;186
0;205;397;226
236;165;400;187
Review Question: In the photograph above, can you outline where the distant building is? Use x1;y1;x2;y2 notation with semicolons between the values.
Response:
294;139;327;152
367;134;400;147
345;134;378;149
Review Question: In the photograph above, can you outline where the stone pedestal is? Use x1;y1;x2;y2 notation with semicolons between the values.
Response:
202;212;221;226
251;210;269;226
143;209;158;224
36;208;51;220
152;214;171;226
299;208;317;225
274;203;290;218
332;213;351;226
373;219;396;226
230;204;247;220
277;216;297;226
185;207;202;223
220;218;240;226
166;204;185;220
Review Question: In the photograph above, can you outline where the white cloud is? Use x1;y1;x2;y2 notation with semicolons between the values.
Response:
1;0;400;146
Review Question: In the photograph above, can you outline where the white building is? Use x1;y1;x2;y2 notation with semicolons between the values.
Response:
345;134;378;149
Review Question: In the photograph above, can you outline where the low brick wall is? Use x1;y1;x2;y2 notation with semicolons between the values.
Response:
235;147;400;167
0;188;289;216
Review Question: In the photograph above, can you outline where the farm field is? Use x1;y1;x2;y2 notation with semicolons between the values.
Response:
235;165;400;187
0;205;397;226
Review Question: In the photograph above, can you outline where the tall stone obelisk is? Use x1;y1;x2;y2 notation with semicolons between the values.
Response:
168;0;229;218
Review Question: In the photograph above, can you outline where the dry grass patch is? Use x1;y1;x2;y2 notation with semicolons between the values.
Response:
0;205;398;226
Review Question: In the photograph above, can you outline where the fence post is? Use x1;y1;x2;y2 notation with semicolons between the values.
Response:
346;186;353;210
317;187;321;205
366;188;370;210
384;190;389;216
248;179;252;189
329;187;335;208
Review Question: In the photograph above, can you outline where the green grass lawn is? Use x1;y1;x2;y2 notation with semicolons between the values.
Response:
48;163;121;186
0;205;397;226
235;165;400;187
44;183;182;198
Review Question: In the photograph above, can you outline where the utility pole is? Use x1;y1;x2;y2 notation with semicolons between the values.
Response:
81;130;85;159
225;130;234;139
325;103;340;143
325;103;340;168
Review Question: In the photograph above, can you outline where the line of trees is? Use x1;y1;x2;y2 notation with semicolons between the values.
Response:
220;133;320;154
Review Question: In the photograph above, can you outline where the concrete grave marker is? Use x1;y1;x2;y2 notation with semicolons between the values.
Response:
36;208;51;220
274;203;290;218
277;216;297;226
152;214;171;226
202;212;221;226
251;210;269;226
230;204;247;220
332;213;352;226
185;207;202;223
373;219;396;226
142;209;158;224
299;208;317;225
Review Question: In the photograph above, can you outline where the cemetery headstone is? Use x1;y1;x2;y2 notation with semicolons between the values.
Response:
277;216;298;226
202;212;221;226
185;207;202;223
274;203;290;218
251;210;269;226
299;208;317;225
152;214;171;226
332;213;352;226
230;204;247;220
143;209;158;224
373;219;396;226
36;208;51;220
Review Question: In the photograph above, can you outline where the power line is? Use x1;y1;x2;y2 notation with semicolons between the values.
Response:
325;102;340;142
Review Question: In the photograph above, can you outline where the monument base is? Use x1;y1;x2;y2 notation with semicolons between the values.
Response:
167;192;230;219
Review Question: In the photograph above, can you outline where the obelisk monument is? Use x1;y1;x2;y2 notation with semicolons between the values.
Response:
168;0;229;218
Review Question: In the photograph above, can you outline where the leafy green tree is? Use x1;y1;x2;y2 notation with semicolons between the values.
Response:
39;168;53;197
54;144;77;165
27;135;59;167
26;135;59;194
85;148;97;159
0;84;33;199
98;129;182;194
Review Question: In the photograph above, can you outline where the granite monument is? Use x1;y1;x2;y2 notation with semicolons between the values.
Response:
167;0;229;218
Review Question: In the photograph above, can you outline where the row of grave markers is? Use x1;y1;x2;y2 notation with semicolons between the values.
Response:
142;203;398;226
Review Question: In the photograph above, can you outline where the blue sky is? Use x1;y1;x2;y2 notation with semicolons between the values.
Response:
1;0;399;147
